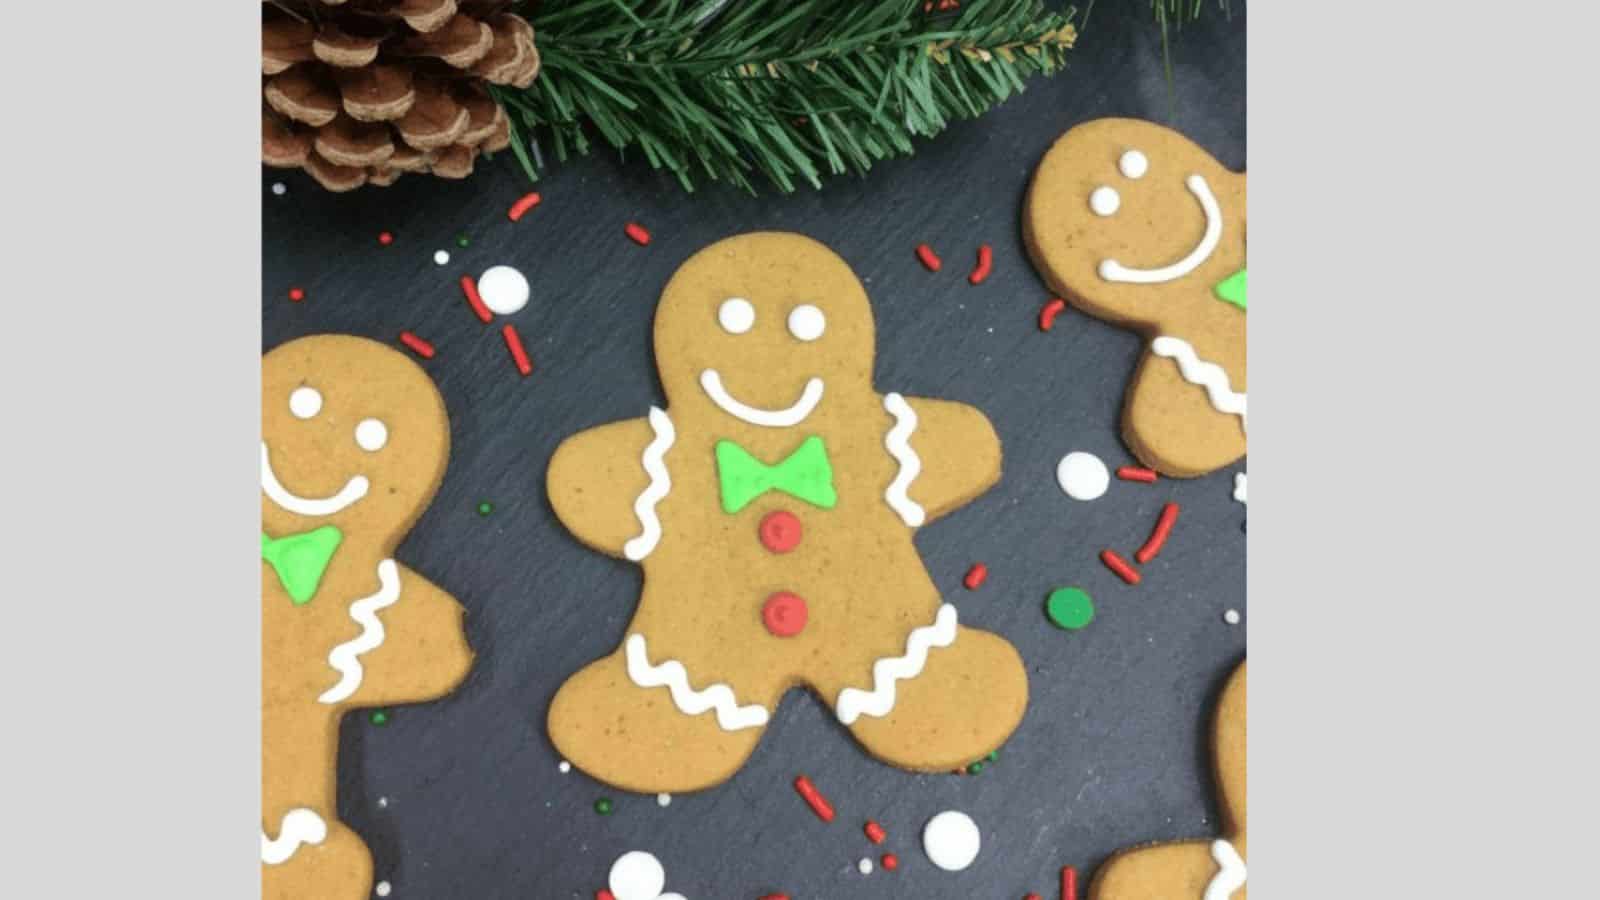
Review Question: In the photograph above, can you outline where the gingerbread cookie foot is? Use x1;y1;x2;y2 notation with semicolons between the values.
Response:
261;813;374;900
548;648;769;794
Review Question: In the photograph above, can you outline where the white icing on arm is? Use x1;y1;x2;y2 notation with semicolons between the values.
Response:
625;633;769;731
1099;174;1222;284
261;442;369;517
623;407;675;561
317;559;401;705
882;392;926;527
1150;336;1247;431
836;604;958;724
261;808;327;865
1204;839;1247;900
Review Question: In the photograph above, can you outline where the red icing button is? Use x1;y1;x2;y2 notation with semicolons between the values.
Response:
762;591;808;638
759;510;803;553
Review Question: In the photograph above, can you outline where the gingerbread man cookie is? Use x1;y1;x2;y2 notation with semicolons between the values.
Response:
1090;660;1246;900
547;232;1028;793
1025;118;1246;477
261;334;474;899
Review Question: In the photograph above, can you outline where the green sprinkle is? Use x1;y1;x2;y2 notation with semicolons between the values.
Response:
477;501;494;516
370;710;390;726
594;797;614;815
966;761;985;775
987;750;998;762
456;234;471;248
1046;587;1095;631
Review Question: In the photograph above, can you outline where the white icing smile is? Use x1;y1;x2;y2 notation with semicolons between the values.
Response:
699;369;824;427
1099;173;1222;284
260;442;369;517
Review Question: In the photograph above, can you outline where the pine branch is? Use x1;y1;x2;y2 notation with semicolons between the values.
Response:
489;0;1077;193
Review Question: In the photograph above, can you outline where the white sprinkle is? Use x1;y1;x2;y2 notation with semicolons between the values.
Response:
478;264;531;315
923;810;982;871
858;857;874;875
558;760;571;774
377;796;389;809
609;851;666;900
375;881;392;897
657;793;672;807
1056;451;1110;501
1223;609;1241;625
271;182;287;196
433;250;451;266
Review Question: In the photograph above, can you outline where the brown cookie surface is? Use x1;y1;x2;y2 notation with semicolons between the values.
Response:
261;334;473;893
546;232;1027;792
1025;118;1247;476
1089;660;1247;900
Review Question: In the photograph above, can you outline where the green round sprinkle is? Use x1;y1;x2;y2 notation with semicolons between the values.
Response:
966;761;985;775
370;710;390;726
477;501;494;516
986;750;999;762
456;234;470;248
594;797;614;815
1046;587;1095;631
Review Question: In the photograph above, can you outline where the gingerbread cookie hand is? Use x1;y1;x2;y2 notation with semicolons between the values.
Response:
1025;118;1246;477
261;334;473;900
546;232;1027;793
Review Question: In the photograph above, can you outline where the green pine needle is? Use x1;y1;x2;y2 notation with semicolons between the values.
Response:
490;0;1077;194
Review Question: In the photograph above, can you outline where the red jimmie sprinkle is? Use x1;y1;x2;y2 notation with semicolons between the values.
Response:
1136;502;1180;564
1039;298;1066;331
507;191;542;221
864;820;886;844
758;895;791;900
625;222;652;245
880;853;899;871
968;243;993;285
378;231;394;246
963;563;989;590
398;331;436;359
1025;895;1042;900
916;243;943;272
595;891;615;900
1116;466;1159;484
793;775;835;822
460;275;492;323
1062;865;1079;900
1100;549;1141;585
502;324;533;376
287;287;305;302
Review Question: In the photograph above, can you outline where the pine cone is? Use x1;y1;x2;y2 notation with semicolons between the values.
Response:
262;0;538;191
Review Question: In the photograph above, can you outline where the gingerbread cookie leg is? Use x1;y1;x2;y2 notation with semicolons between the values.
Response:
1122;348;1246;477
548;643;771;794
261;811;374;900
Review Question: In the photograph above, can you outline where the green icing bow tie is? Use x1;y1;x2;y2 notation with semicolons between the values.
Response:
716;436;837;514
261;526;342;605
1214;267;1246;311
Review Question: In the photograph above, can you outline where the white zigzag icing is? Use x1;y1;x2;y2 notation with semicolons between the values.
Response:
261;807;327;865
318;559;400;705
835;604;958;725
882;392;926;527
1150;336;1248;431
623;407;675;562
625;633;769;731
1204;839;1247;900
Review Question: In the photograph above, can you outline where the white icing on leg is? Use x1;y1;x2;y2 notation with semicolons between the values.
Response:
624;633;770;731
261;807;327;865
836;604;958;725
623;407;675;561
1204;838;1247;900
882;392;926;527
317;559;401;705
1150;336;1247;431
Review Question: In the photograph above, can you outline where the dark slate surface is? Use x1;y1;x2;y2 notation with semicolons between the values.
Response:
263;5;1245;897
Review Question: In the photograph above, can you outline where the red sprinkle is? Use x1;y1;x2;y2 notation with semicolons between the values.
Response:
625;222;652;245
596;891;615;900
963;563;989;590
1136;502;1180;564
507;191;542;222
460;275;492;323
864;820;886;844
378;231;394;246
758;895;791;900
1062;865;1079;900
287;287;305;302
968;243;993;285
398;331;436;359
916;243;943;272
1100;549;1141;585
793;775;835;822
1039;298;1066;331
1116;466;1159;484
1025;895;1043;900
502;324;533;376
880;853;899;871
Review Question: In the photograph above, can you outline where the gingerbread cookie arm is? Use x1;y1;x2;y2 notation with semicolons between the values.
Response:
324;563;474;709
894;396;1002;524
546;415;662;559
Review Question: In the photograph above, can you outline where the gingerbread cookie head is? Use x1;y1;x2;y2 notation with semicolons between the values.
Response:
652;232;877;425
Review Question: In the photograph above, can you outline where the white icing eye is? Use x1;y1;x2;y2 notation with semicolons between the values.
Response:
718;297;755;334
788;304;826;342
289;386;322;419
355;418;388;452
1090;186;1121;217
1119;149;1149;179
